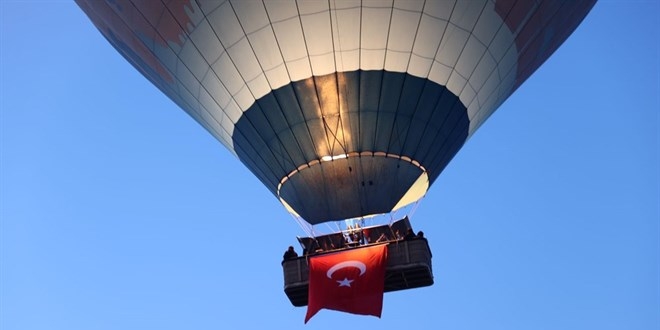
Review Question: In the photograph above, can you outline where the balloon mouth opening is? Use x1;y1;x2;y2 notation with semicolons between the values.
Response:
277;151;429;225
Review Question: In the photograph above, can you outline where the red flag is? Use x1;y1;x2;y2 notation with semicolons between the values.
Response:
305;244;388;323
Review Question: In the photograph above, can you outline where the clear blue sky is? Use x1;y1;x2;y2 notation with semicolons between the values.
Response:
1;1;658;329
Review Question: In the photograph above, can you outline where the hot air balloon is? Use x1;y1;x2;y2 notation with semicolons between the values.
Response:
76;0;596;309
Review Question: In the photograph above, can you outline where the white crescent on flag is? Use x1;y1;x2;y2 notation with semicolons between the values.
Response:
326;261;367;279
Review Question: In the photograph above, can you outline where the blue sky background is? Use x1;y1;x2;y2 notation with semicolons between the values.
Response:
1;1;658;329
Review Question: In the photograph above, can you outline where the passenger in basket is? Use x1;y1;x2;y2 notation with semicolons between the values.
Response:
283;246;298;261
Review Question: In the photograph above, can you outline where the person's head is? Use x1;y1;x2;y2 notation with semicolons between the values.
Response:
288;246;294;252
417;231;424;237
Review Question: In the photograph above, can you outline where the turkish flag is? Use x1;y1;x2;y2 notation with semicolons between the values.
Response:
305;244;388;323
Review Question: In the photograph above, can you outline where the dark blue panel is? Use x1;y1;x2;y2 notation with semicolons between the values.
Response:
233;70;469;224
359;71;383;151
375;73;404;144
271;84;318;163
256;94;292;137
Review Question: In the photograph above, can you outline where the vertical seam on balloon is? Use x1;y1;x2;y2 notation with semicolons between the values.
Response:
400;1;458;169
371;4;395;156
224;1;299;176
261;0;317;186
412;1;486;172
190;1;295;192
357;5;364;219
291;2;333;220
157;0;235;143
325;2;350;160
202;5;287;188
292;1;325;161
383;1;427;160
464;1;521;134
423;1;491;166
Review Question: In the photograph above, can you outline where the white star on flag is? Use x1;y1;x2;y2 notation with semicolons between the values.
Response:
336;277;354;287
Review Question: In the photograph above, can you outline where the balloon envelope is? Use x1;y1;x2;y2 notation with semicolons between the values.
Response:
77;0;596;224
